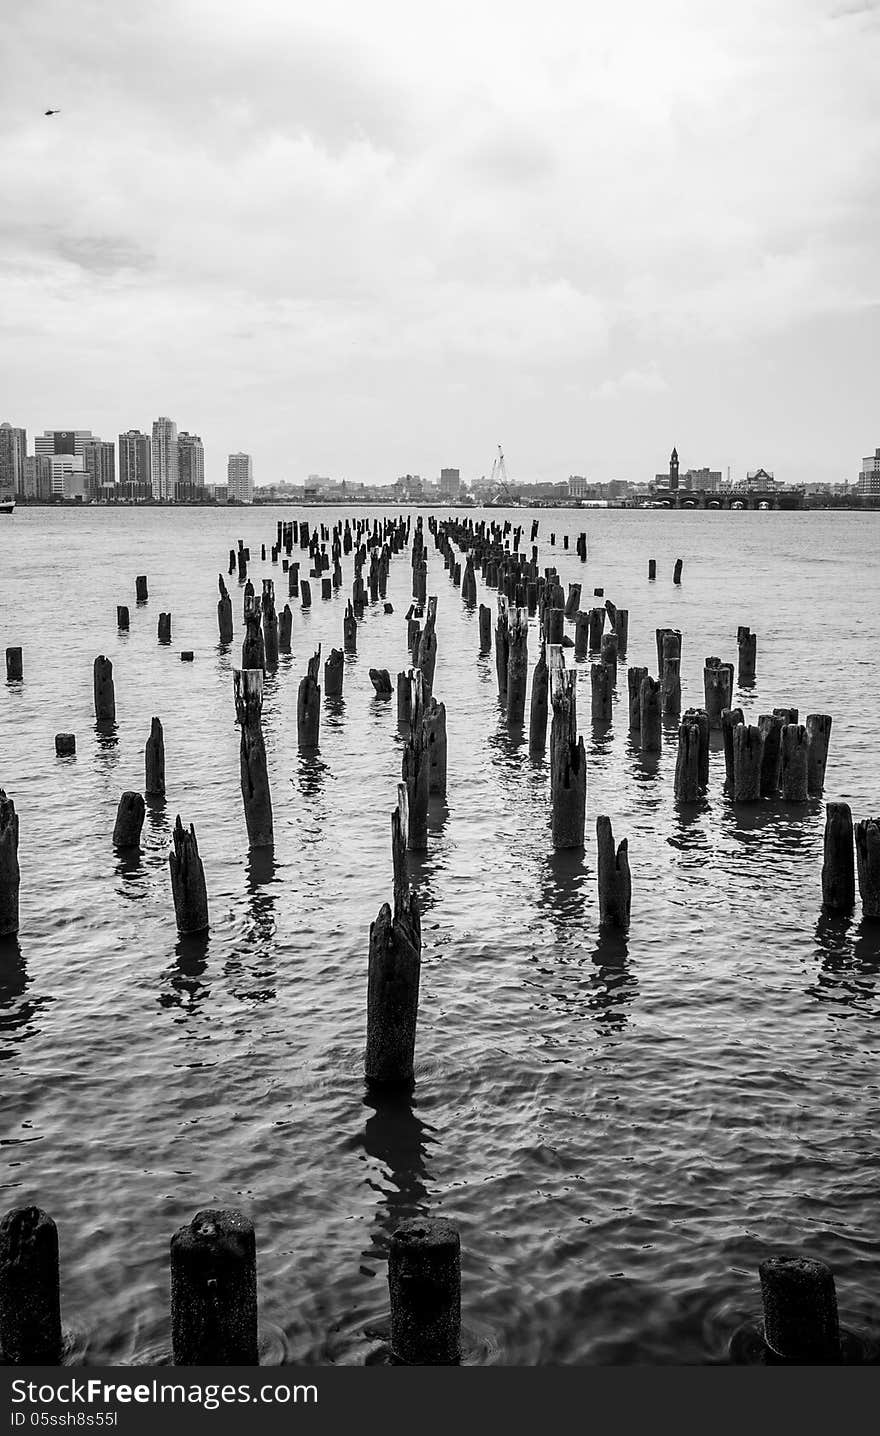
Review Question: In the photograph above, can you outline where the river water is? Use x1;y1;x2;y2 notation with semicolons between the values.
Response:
1;503;878;1365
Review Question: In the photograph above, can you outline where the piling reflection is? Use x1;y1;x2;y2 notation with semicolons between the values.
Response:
113;846;146;899
158;931;210;1022
589;931;638;1031
245;847;278;948
359;1088;433;1260
0;937;51;1055
535;848;588;941
295;752;328;803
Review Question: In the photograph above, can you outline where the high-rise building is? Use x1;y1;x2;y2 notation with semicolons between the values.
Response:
858;449;880;495
47;454;86;498
440;467;461;498
177;432;205;501
34;430;93;459
118;430;152;499
23;455;53;500
227;452;254;504
682;467;723;492
151;416;178;500
0;422;27;498
82;438;116;499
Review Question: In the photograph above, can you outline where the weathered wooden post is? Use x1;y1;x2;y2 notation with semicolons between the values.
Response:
703;657;734;729
279;604;293;653
135;575;148;602
529;644;549;755
655;628;681;677
297;647;322;750
388;1218;461;1366
261;581;279;669
596;816;631;929
478;603;492;653
612;608;629;655
587;606;605;651
288;561;300;598
573;611;590;660
300;579;312;609
324;648;344;698
0;1206;63;1364
737;626;757;684
721;707;744;788
93;655;116;723
648;559;656;580
170;1210;258;1366
402;672;429;851
343;600;357;654
758;713;785;796
639;676;662;752
416;596;438;698
591;661;613;725
157;612;171;644
758;1256;841;1364
112;792;146;849
495;597;510;702
366;785;422;1088
733;724;764;802
217;575;234;644
674;711;705;803
780;724;809;801
506;608;529;725
145;716;165;796
369;669;394;696
564;583;582;620
55;734;75;757
0;792;20;938
242;579;254;621
116;606;130;632
599;632;619;686
627;666;647;733
660;633;681;719
822;802;855;913
806;714;832;795
397;669;413;727
550;648;586;848
673;558;683;584
424;699;447;796
169;817;209;934
234;669;273;848
855;817;880;918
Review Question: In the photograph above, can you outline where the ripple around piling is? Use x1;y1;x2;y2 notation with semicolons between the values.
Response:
1;505;879;1364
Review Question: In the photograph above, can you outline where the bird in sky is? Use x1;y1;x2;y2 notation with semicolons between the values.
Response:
44;109;60;116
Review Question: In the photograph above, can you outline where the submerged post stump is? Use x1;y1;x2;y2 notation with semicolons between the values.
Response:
780;724;809;801
217;575;234;644
590;661;613;725
596;815;631;929
145;716;165;796
343;600;357;653
169;817;209;934
0;1206;63;1365
627;666;647;733
5;647;23;682
234;669;273;848
737;626;757;684
366;786;422;1086
170;1209;258;1366
806;714;832;795
648;558;656;580
116;606;129;632
324;647;344;698
0;792;20;938
506;607;529;725
112;791;146;849
478;603;492;653
135;575;148;602
388;1218;461;1366
822;802;855;913
93;655;116;723
369;668;394;697
758;1256;841;1363
639;677;662;752
855;818;880;918
297;647;322;749
529;644;549;755
733;724;764;802
55;734;75;757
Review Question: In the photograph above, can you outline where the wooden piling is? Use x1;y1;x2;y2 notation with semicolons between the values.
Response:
529;644;549;755
506;607;529;725
300;579;312;609
822;802;855;914
655;628;681;677
587;606;605;651
550;648;586;848
366;786;422;1087
158;612;172;644
279;604;293;653
170;1210;258;1366
369;668;394;696
495;597;510;702
0;792;20;938
297;647;322;749
806;714;832;795
478;603;492;653
758;1256;841;1364
733;724;764;802
343;600;357;654
112;792;146;849
234;669;273;848
397;669;413;727
626;667;647;734
596;815;631;929
590;661;613;725
93;655;116;723
402;672;429;851
0;1206;63;1364
855;818;880;918
55;734;75;757
424;698;448;796
780;724;809;801
261;582;279;669
737;626;757;684
673;558;683;584
639;676;662;752
674;712;705;803
324;648;344;698
145;716;165;796
648;559;656;580
116;606;129;632
416;596;438;699
600;632;619;686
758;713;785;796
721;707;744;789
169;817;209;934
217;575;234;644
135;575;148;602
703;657;734;729
388;1218;461;1365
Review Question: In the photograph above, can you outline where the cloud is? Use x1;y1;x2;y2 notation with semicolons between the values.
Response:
590;367;669;402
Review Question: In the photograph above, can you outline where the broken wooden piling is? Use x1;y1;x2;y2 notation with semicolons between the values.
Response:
506;607;529;725
169;817;209;934
145;716;165;796
627;666;647;733
234;669;273;848
704;657;734;730
297;647;322;749
217;575;234;644
591;661;613;725
93;655;116;724
366;785;422;1087
674;711;705;803
0;792;20;938
639;676;662;752
550;648;586;848
596;815;631;929
721;707;744;789
855;818;880;918
402;672;429;851
780;724;809;801
806;714;832;796
529;644;549;755
737;626;757;684
733;724;764;802
478;603;492;653
112;792;146;849
324;648;344;698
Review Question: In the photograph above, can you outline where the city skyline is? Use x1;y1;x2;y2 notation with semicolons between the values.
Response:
2;1;878;490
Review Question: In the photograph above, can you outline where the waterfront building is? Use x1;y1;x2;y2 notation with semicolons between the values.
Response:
151;417;178;500
23;455;53;500
34;430;94;460
568;475;588;499
858;449;880;496
177;431;206;501
227;452;254;504
82;438;116;499
682;467;722;492
440;467;461;498
0;422;27;498
118;430;152;500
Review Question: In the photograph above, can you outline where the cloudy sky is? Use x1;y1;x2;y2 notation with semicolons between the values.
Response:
1;0;878;487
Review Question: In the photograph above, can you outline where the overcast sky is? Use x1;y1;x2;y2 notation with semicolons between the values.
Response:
1;0;878;487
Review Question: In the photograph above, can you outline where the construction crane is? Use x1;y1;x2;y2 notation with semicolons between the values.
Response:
488;445;516;505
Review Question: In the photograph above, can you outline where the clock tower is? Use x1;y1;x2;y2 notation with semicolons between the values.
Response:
669;447;679;492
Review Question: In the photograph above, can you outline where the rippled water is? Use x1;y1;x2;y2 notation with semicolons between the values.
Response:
1;504;879;1365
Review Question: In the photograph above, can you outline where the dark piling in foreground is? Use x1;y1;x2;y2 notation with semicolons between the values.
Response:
112;791;146;849
506;607;529;726
297;647;322;749
596;815;631;929
733;724;764;802
758;1256;841;1363
639;676;662;752
388;1218;461;1366
169;816;209;934
145;716;165;796
855;817;880;918
627;666;647;733
234;669;273;848
529;644;549;755
366;786;422;1087
170;1210;258;1366
478;603;492;653
806;714;832;795
0;791;20;938
822;802;855;913
324;648;344;698
550;649;586;849
0;1206;63;1365
780;724;809;801
737;626;757;684
217;575;234;644
93;655;116;723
